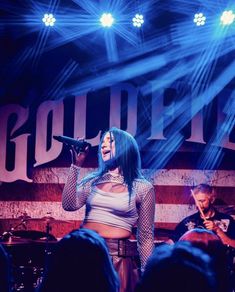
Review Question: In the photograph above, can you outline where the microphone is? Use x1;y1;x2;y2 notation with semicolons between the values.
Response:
53;135;91;152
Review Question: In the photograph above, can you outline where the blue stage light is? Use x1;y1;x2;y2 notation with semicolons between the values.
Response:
132;14;144;28
220;10;235;25
193;13;206;26
100;13;114;27
42;13;56;26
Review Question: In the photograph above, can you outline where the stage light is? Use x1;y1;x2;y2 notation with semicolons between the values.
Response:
193;13;206;26
132;14;144;28
100;13;114;27
220;10;235;25
42;13;56;26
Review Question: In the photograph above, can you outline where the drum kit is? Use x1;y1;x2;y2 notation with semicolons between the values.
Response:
0;213;71;292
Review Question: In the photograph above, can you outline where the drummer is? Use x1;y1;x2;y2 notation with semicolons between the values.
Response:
170;184;235;246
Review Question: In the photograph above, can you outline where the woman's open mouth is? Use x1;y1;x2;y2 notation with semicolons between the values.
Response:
102;150;111;157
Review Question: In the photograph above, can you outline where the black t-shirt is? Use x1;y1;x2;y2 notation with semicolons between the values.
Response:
171;209;235;242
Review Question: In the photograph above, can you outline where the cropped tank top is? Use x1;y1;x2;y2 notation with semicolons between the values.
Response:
84;186;138;232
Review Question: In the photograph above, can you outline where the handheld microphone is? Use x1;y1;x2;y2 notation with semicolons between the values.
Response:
53;135;91;152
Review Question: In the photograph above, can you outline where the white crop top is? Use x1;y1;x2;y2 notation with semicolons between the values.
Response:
85;186;138;231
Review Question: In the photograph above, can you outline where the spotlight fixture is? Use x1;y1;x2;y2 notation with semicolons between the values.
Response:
220;10;235;25
100;13;114;27
132;14;144;27
193;13;206;26
42;13;56;26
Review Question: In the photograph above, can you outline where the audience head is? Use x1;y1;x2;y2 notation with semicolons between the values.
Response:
179;228;230;292
179;228;223;254
136;241;216;292
37;228;119;292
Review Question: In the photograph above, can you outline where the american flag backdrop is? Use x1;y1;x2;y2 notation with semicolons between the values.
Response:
0;166;235;240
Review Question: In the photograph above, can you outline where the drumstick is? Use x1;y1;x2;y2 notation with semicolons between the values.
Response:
190;189;207;221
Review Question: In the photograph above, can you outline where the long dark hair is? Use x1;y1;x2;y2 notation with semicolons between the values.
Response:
82;127;143;195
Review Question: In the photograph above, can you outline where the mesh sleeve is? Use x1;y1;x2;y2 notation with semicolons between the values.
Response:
136;182;155;271
62;164;91;211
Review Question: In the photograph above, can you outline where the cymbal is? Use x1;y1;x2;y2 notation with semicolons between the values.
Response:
18;215;31;220
0;237;32;245
1;230;58;244
1;242;31;246
41;216;71;224
20;216;71;224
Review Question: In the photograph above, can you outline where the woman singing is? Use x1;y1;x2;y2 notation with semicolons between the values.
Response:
62;127;155;292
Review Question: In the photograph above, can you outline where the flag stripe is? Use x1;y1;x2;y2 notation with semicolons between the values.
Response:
0;218;176;240
29;168;235;186
0;201;233;223
0;202;233;239
0;202;196;238
1;184;235;205
0;168;235;239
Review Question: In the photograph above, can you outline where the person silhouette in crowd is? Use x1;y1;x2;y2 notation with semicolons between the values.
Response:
0;244;12;292
135;241;216;292
179;228;232;292
36;228;119;292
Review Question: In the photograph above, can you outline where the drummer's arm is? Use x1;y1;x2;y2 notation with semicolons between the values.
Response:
215;227;235;248
204;219;235;248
